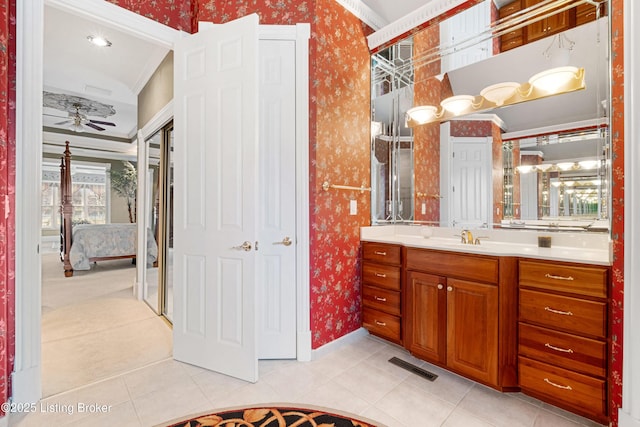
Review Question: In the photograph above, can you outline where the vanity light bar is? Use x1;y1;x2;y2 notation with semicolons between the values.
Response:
515;159;601;174
406;66;585;127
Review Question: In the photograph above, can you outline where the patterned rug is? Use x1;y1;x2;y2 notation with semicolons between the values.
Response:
162;405;382;427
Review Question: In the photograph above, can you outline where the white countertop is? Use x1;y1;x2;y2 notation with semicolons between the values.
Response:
361;225;612;266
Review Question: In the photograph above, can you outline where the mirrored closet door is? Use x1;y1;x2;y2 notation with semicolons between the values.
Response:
144;121;174;322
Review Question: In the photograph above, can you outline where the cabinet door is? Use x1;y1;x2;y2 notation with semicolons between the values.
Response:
524;0;571;43
447;278;499;385
405;271;447;364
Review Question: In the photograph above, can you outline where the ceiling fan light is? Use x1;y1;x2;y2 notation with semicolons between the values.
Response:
407;105;438;124
528;66;579;93
87;35;112;48
480;82;520;106
69;122;84;133
441;95;474;115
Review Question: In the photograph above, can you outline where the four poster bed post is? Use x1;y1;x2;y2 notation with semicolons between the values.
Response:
60;141;74;277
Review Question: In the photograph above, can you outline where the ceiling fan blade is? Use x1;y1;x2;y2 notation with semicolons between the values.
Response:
44;113;70;119
85;122;106;131
89;119;116;126
54;120;72;126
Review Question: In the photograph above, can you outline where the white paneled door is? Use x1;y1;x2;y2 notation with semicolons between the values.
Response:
173;14;260;383
257;39;297;359
450;137;492;229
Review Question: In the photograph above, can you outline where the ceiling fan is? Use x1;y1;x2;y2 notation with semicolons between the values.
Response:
49;103;117;132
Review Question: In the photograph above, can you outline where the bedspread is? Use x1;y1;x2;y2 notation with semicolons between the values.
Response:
69;223;158;271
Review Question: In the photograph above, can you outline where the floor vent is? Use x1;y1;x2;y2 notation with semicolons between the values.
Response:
388;357;438;382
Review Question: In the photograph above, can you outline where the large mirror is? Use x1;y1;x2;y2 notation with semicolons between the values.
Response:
371;0;610;232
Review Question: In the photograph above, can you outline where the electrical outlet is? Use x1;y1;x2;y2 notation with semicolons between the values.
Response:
421;203;426;215
350;200;357;215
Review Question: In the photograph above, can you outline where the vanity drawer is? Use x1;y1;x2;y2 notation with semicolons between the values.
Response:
519;323;607;377
500;35;523;52
519;289;607;338
362;262;401;290
576;3;603;26
519;260;608;298
519;356;606;417
363;242;401;265
499;0;521;18
406;248;498;284
362;285;401;316
501;28;523;41
363;307;401;343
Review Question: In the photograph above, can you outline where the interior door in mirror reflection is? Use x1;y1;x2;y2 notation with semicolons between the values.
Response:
448;137;492;229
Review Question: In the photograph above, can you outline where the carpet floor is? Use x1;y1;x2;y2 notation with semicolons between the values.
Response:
41;251;172;397
163;405;383;427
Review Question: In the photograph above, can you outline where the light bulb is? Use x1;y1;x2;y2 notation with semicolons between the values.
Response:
480;82;519;106
528;66;579;93
441;95;474;115
407;105;438;124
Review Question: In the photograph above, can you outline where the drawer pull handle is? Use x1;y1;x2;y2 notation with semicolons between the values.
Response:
374;296;387;302
544;306;573;316
447;285;453;292
375;273;387;278
374;251;387;256
375;320;387;326
545;343;574;353
437;284;444;290
545;273;574;281
544;378;573;390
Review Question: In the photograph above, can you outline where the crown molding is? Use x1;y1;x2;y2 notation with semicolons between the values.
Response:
367;0;468;50
334;0;388;30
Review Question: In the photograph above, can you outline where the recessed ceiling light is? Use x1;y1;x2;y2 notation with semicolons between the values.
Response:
87;35;112;47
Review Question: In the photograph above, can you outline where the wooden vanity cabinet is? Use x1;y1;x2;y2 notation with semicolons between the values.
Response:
361;242;403;344
404;248;518;390
517;259;610;424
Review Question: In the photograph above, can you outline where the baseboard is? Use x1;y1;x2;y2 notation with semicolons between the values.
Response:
619;410;640;427
311;327;369;360
11;365;41;405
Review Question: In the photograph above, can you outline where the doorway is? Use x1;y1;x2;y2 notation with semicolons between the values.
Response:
16;0;311;403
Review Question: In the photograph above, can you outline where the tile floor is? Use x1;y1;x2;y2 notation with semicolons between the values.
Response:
11;334;605;427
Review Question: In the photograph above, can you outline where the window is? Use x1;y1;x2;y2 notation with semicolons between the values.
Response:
41;160;111;229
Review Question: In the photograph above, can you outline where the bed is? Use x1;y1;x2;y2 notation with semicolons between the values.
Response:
59;142;157;277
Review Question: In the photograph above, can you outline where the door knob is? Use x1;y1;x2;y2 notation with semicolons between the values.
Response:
232;241;252;251
273;236;292;246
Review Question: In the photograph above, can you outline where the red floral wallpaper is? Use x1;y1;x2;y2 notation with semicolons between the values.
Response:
107;0;192;31
491;122;505;225
413;26;443;223
308;0;372;347
609;0;624;423
0;0;16;416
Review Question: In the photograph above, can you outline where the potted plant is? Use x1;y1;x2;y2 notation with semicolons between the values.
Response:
110;161;137;223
